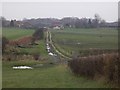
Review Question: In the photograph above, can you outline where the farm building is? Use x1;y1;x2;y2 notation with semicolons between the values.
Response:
53;26;61;30
53;26;64;30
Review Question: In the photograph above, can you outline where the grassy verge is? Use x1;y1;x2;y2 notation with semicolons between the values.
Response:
53;43;72;57
18;40;48;56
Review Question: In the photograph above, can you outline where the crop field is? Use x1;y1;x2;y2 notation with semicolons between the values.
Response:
2;28;34;40
51;28;118;57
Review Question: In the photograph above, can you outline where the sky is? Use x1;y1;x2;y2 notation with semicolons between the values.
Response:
1;2;118;22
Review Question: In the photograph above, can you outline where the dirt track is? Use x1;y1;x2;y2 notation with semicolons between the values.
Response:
46;30;71;64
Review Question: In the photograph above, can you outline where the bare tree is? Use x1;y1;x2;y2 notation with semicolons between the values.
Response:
94;14;101;27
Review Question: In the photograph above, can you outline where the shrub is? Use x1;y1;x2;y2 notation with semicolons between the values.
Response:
33;54;40;60
103;53;119;85
68;53;119;86
2;36;9;53
33;28;44;40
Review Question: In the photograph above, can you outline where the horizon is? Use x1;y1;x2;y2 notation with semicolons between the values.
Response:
1;16;118;23
2;2;118;22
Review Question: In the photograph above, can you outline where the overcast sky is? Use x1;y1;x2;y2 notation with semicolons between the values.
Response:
2;2;118;22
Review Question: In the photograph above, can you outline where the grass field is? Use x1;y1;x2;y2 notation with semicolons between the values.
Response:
2;60;109;88
51;28;118;57
2;28;34;40
2;27;117;88
18;40;48;56
2;27;48;56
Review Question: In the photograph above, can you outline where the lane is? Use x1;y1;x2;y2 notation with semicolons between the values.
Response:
45;30;71;64
46;30;61;63
48;31;71;59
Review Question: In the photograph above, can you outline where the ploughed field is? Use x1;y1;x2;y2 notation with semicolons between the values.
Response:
51;28;118;57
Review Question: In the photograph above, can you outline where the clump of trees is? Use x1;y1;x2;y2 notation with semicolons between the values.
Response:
75;14;105;28
33;28;44;40
1;14;117;29
32;28;44;44
10;20;15;27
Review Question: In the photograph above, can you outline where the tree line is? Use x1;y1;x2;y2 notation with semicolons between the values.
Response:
0;14;118;29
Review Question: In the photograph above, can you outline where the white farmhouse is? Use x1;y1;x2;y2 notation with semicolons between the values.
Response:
53;26;61;30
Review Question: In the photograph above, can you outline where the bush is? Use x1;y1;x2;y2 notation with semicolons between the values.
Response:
2;53;35;61
103;53;119;85
33;28;44;40
2;36;9;53
33;54;40;60
68;53;119;86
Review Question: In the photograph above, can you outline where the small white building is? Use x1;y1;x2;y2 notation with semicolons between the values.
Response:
53;26;61;30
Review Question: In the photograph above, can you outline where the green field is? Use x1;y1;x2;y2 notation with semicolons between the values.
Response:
2;28;47;56
51;28;118;57
18;40;48;56
2;60;109;88
2;27;117;88
2;28;34;40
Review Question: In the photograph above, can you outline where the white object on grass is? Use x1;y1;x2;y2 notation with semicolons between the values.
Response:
48;52;54;56
13;66;33;69
47;49;50;52
77;42;81;45
53;54;57;56
47;46;50;50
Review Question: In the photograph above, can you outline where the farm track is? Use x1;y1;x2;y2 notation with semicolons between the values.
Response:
46;30;71;64
46;31;60;63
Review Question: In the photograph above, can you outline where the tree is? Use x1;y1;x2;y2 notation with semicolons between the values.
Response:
88;19;92;27
75;18;89;28
94;14;101;27
33;28;44;40
100;19;106;27
10;20;14;27
2;37;9;53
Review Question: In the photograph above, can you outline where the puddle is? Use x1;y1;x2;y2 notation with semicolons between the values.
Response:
49;52;54;56
77;42;81;45
13;66;33;69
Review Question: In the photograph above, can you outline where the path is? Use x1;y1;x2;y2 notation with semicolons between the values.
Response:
45;30;71;64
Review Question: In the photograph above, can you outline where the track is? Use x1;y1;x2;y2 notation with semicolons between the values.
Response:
46;30;71;64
